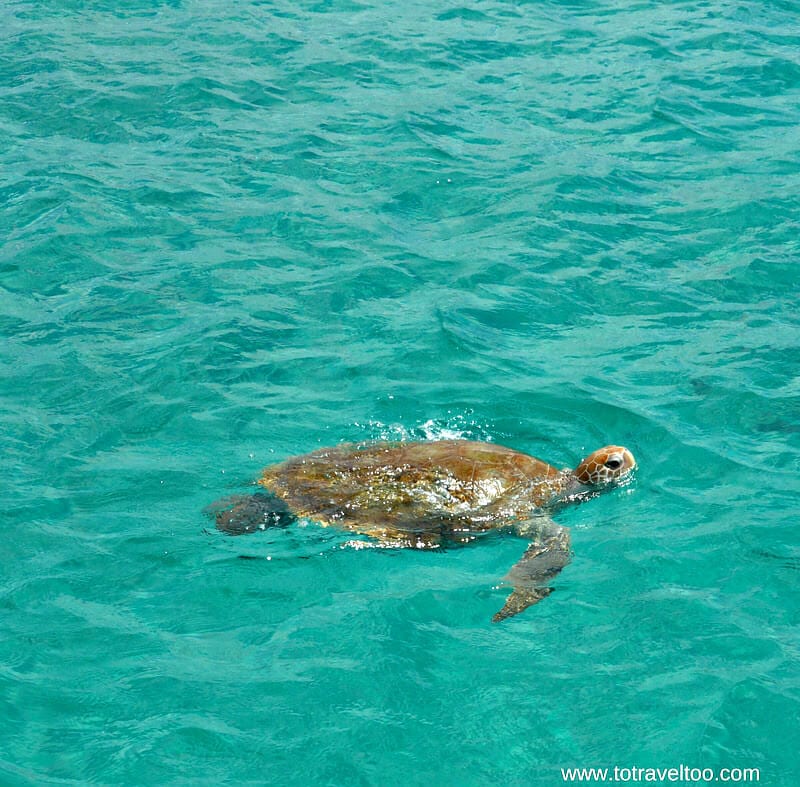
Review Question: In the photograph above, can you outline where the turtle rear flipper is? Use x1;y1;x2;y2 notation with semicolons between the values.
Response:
206;492;296;535
492;520;571;623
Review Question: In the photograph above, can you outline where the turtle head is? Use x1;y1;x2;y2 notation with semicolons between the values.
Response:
574;446;636;488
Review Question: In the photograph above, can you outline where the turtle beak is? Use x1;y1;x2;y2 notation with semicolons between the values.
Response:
618;453;637;485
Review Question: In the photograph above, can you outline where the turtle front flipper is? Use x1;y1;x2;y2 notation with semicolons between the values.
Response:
205;492;296;535
492;520;571;623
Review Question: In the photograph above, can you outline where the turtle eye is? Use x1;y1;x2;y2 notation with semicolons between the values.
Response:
604;456;623;470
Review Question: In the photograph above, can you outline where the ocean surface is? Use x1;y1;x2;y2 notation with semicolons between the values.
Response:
2;0;799;784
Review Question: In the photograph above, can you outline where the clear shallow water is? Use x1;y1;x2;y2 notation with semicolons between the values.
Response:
2;0;799;784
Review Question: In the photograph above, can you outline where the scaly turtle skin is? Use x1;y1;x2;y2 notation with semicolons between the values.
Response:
209;440;636;622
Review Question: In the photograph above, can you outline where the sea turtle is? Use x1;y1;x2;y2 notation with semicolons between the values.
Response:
209;440;636;622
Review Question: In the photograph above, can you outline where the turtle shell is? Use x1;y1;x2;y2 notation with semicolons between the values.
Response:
258;440;568;547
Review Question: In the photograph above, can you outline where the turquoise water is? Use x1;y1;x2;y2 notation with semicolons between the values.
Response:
2;0;799;783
